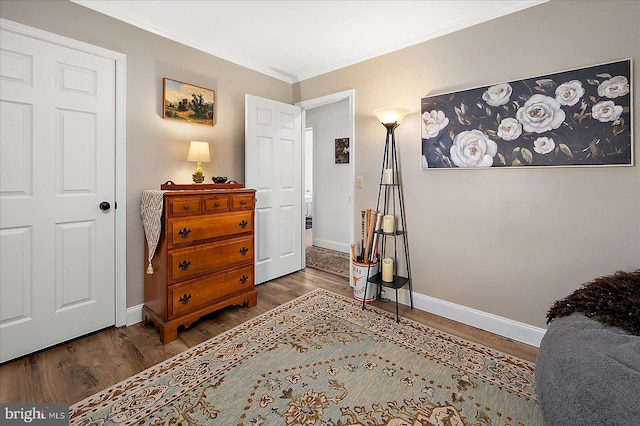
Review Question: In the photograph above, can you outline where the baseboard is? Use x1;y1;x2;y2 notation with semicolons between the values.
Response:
380;287;546;348
126;304;144;326
312;238;349;253
126;287;546;347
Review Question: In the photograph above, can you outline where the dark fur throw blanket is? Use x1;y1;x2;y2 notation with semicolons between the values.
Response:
546;269;640;335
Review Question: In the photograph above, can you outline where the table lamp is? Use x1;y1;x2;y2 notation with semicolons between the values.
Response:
187;141;210;183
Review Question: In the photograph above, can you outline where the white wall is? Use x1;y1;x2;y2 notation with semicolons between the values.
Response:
0;0;293;307
5;0;638;335
304;128;313;194
305;100;351;252
295;0;640;330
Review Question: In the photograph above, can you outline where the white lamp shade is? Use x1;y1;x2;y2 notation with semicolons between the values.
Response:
373;107;409;125
187;141;210;162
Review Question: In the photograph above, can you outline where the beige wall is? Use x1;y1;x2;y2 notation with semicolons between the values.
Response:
294;0;640;328
2;0;638;329
0;0;292;307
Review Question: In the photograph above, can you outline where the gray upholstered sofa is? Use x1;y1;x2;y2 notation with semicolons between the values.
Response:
535;270;640;425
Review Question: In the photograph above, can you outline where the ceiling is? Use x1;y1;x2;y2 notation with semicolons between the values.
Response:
72;0;547;84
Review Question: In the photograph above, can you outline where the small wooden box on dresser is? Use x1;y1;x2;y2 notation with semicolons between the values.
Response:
143;188;257;343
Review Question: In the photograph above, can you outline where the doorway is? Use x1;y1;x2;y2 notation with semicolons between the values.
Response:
304;127;314;248
299;91;354;277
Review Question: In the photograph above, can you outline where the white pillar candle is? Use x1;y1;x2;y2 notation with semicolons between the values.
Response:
382;215;394;233
383;168;394;184
382;258;393;282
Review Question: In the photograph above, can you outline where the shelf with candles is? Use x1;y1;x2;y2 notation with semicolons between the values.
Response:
367;272;410;290
361;107;414;322
374;229;405;236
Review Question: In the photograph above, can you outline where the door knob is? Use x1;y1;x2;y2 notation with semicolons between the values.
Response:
99;201;111;211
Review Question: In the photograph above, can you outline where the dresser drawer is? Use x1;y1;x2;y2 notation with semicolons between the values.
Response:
230;193;255;211
168;211;253;247
169;265;254;317
167;196;202;216
203;195;229;213
168;236;253;283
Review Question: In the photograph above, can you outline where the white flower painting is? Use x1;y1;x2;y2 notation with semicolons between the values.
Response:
497;118;522;141
421;60;631;168
421;110;449;139
516;94;566;134
450;130;498;167
555;80;585;106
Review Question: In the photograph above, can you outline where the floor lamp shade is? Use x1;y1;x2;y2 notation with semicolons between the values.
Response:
373;108;409;127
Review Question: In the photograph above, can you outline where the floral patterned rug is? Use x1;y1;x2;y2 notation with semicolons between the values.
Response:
70;289;542;425
305;246;350;278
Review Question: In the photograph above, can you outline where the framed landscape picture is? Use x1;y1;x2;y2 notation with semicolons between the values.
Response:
421;59;632;169
163;78;215;126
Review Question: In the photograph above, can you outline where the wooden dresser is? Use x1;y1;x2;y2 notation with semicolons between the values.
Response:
143;188;257;343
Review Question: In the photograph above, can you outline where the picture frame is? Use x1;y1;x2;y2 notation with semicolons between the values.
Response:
335;138;350;164
421;59;632;169
163;78;215;126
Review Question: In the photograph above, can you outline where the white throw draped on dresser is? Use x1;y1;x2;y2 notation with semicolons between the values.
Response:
141;190;166;274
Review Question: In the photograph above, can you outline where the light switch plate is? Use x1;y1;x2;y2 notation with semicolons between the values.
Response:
355;176;364;188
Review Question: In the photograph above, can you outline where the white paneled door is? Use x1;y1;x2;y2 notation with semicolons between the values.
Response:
245;95;302;284
0;28;116;362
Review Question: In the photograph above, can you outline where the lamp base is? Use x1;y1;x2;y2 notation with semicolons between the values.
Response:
192;171;205;183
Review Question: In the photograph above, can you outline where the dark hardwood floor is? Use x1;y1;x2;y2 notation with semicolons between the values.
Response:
0;268;538;405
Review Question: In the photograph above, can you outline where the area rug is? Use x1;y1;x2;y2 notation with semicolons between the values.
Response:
306;246;350;278
70;289;542;425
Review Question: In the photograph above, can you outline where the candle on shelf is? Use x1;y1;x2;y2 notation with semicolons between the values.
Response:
383;168;394;184
382;258;393;282
382;215;394;233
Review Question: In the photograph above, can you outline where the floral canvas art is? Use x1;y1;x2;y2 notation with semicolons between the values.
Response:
421;60;632;169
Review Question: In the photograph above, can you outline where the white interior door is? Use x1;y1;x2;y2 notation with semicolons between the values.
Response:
245;94;302;284
0;28;116;362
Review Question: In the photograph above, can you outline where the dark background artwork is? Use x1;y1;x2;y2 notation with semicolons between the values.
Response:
335;138;350;164
421;60;631;169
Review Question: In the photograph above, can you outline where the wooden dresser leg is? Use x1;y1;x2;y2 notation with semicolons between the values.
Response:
245;291;258;308
160;324;179;344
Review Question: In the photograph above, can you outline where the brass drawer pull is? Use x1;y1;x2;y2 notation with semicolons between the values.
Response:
179;294;191;304
239;220;248;229
239;247;249;256
215;202;221;207
179;227;191;238
239;275;249;284
178;260;191;270
183;205;190;210
240;200;247;205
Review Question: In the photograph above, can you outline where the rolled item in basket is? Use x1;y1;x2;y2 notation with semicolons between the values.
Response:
364;208;373;262
370;213;383;260
360;210;366;260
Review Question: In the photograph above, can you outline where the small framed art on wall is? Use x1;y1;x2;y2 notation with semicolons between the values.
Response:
163;78;215;126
